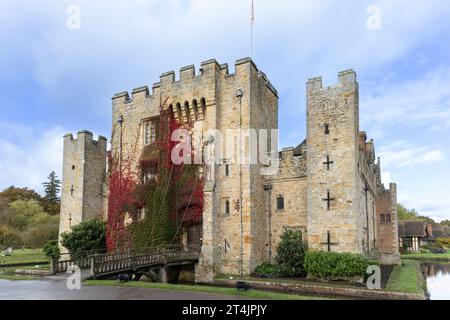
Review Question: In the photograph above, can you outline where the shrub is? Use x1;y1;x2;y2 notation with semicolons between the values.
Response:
253;263;279;277
275;230;306;277
304;251;369;280
21;221;59;248
61;218;106;260
0;224;22;248
43;239;60;259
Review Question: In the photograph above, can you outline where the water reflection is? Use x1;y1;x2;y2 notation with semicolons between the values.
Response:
422;262;450;300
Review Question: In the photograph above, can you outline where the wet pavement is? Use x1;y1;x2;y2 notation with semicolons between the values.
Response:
0;274;250;300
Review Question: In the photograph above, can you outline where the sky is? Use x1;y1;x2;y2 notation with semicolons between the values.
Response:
0;0;449;222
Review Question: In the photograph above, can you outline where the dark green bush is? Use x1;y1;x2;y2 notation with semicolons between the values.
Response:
253;263;279;277
304;251;369;280
43;239;60;259
61;219;106;260
276;230;306;277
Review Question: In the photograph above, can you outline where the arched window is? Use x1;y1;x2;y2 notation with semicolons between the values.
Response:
200;97;206;115
184;101;190;121
192;99;198;120
277;195;284;211
176;103;182;120
169;104;174;117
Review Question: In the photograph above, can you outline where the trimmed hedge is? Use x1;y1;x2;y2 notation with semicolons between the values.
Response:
304;251;369;280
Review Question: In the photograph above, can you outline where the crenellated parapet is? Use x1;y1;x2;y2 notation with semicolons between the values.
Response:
111;57;278;112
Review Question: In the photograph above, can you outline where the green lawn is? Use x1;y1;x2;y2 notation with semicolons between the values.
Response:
402;250;450;261
385;260;423;294
0;248;48;265
85;280;328;300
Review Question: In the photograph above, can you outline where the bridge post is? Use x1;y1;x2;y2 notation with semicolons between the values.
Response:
89;256;94;277
158;267;167;283
50;257;57;275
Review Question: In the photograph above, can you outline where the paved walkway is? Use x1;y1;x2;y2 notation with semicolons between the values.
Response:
0;274;250;300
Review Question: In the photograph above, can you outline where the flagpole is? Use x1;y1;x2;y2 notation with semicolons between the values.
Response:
250;0;254;58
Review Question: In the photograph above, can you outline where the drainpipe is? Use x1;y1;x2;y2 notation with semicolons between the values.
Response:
236;89;244;277
264;184;273;261
364;184;370;256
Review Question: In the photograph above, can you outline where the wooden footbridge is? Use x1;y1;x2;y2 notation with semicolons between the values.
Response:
51;246;199;282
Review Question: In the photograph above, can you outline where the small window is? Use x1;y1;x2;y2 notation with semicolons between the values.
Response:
144;120;157;145
386;214;391;223
225;199;230;215
225;164;230;177
277;195;284;211
380;214;386;223
72;165;75;170
324;124;330;135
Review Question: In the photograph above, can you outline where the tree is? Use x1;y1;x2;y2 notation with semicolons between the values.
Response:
0;200;46;231
397;204;419;221
0;224;22;248
0;186;44;204
440;220;450;227
276;230;306;277
42;171;61;205
61;219;106;260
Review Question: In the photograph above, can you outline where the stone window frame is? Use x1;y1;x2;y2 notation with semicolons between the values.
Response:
141;116;158;146
223;159;232;177
276;194;285;212
223;197;231;216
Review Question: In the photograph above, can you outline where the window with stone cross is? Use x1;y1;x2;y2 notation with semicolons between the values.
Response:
143;119;157;145
324;123;330;135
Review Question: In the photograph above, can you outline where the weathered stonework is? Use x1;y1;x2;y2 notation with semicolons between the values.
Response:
59;57;400;282
59;131;107;252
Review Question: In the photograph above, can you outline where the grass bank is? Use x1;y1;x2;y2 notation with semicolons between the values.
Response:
84;280;326;300
385;260;425;294
0;248;48;265
401;250;450;262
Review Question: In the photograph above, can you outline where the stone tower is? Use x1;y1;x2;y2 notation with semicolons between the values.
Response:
110;58;278;281
58;130;107;249
306;70;366;254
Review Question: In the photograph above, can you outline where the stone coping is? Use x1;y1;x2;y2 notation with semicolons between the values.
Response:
212;278;426;300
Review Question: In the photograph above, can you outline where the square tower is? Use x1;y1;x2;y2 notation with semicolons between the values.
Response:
306;70;365;254
58;130;107;250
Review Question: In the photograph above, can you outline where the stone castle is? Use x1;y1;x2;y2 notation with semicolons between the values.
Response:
58;57;400;282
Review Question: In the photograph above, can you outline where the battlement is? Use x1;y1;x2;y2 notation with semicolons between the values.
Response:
64;130;107;149
111;57;278;104
307;69;357;92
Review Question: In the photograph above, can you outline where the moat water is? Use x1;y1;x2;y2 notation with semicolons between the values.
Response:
421;262;450;300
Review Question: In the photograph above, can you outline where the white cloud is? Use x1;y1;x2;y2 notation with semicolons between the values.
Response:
361;68;450;132
0;124;64;194
378;141;446;168
381;171;391;185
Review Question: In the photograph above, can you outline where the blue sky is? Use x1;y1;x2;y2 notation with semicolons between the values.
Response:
0;0;449;221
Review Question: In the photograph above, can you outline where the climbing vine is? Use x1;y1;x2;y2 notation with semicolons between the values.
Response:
106;100;204;252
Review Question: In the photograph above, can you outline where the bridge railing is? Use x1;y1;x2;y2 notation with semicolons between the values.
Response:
89;246;199;277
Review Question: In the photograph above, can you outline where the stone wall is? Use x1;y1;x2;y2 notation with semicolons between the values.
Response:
376;183;401;265
306;70;363;254
59;131;107;251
